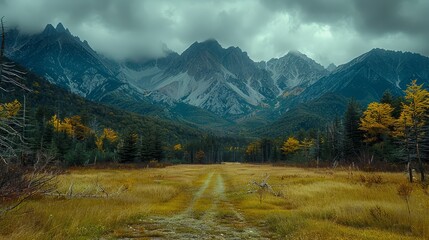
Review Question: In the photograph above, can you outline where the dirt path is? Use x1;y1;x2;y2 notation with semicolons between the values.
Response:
112;172;269;239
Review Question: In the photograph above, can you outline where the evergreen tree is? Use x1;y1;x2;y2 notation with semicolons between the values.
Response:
380;90;394;105
380;90;403;118
140;136;152;162
343;99;364;159
140;132;163;162
118;132;138;163
260;138;272;163
152;133;163;161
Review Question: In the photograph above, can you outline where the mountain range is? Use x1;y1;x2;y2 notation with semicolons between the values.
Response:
5;23;429;136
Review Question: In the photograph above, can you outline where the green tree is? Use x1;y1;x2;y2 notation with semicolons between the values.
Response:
118;132;138;163
260;138;272;163
344;99;363;159
152;133;163;161
140;132;163;162
380;90;403;118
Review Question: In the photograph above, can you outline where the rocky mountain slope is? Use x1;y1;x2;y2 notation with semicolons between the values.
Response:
5;23;231;128
6;23;429;135
258;51;329;94
296;48;429;104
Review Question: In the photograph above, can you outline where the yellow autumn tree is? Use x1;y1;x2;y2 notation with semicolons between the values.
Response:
395;80;429;182
96;128;118;151
173;144;182;151
0;100;21;118
281;137;300;155
49;114;62;131
359;102;395;142
103;128;118;142
49;114;91;140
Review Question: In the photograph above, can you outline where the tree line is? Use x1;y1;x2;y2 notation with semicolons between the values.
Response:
244;81;428;183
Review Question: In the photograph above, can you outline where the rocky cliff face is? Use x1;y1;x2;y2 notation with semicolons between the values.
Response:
7;23;429;127
6;23;123;99
296;48;429;104
259;51;329;92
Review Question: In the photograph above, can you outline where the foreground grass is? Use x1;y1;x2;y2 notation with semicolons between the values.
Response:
0;165;206;239
0;164;428;239
222;165;429;239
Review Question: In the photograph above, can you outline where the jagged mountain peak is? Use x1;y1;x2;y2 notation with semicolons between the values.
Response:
42;22;71;36
183;39;224;58
287;50;306;58
188;39;223;50
262;50;328;91
200;38;222;46
286;51;325;70
56;22;71;35
42;24;56;36
56;23;66;32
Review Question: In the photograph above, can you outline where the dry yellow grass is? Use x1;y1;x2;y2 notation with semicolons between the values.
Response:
0;164;428;239
222;165;429;239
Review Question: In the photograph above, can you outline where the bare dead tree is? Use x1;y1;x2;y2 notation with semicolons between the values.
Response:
0;150;57;215
0;17;57;216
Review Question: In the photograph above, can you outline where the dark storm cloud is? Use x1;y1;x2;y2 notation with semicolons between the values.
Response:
259;0;429;64
260;0;353;24
0;0;427;65
261;0;429;36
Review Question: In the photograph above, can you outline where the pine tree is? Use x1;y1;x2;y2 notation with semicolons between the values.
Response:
152;133;163;161
140;137;152;162
380;90;394;105
260;138;272;163
118;132;138;163
380;90;403;118
344;99;364;159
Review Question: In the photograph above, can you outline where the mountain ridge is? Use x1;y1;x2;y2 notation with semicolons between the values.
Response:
5;23;429;136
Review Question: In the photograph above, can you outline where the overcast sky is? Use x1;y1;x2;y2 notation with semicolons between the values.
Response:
1;0;428;66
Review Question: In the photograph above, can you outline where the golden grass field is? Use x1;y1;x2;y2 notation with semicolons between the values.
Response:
1;164;428;239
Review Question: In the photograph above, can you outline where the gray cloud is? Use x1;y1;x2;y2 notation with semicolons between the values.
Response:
0;0;428;66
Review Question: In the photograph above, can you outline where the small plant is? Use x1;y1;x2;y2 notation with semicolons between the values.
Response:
249;174;278;203
359;174;383;187
397;182;413;217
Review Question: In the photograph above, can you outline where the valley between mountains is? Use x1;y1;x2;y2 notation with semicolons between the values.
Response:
1;8;429;240
5;23;429;135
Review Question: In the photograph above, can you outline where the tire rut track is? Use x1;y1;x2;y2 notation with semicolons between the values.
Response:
110;172;268;240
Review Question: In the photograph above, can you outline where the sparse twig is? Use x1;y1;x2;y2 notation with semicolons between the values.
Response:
249;174;280;203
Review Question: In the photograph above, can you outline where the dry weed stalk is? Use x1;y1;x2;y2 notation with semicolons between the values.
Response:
51;178;127;199
249;173;280;203
397;182;413;222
